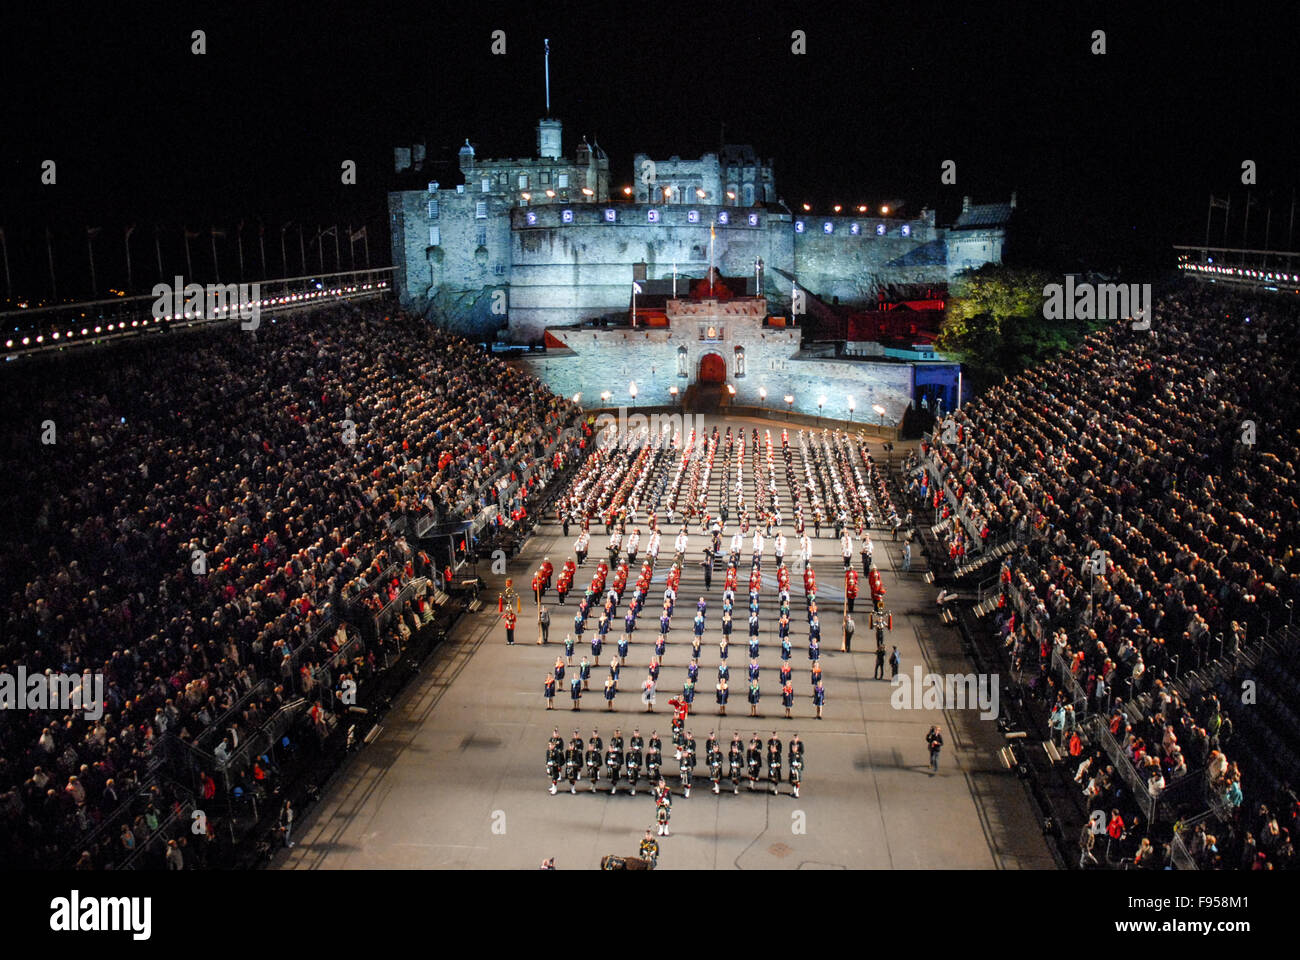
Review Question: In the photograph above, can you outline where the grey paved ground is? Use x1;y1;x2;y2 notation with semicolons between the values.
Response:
275;416;1056;870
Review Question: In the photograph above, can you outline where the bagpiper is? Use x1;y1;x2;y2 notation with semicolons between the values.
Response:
655;779;672;836
707;734;723;794
728;732;744;794
585;730;603;790
788;735;805;797
646;739;663;785
564;739;582;794
547;737;563;794
627;730;644;796
746;734;763;790
767;733;783;794
605;739;623;794
678;742;695;798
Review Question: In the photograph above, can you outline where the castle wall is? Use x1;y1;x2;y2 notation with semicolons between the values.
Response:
507;204;794;342
520;323;928;424
791;214;946;305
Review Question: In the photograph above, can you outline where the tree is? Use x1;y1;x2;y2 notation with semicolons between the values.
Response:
938;264;1103;389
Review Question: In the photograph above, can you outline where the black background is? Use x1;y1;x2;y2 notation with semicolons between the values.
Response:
1;1;1297;296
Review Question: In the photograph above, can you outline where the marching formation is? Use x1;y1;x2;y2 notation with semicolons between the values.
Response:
522;425;899;724
546;725;807;814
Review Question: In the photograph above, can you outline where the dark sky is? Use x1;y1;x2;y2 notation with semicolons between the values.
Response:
2;1;1298;298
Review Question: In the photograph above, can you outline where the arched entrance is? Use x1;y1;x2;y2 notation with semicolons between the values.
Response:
693;352;727;413
698;353;726;383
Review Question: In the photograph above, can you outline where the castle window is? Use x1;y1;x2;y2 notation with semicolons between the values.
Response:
482;178;491;193
734;345;746;377
557;172;569;188
428;226;440;246
677;345;688;377
742;183;755;206
477;227;487;246
518;174;529;189
428;200;439;219
476;201;488;219
541;171;550;185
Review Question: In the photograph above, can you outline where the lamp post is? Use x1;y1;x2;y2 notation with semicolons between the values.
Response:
848;396;855;422
600;390;612;410
872;403;886;431
670;385;679;408
726;384;736;407
784;394;794;420
629;381;638;408
818;395;826;425
759;386;767;411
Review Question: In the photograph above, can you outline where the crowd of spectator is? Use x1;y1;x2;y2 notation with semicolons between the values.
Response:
0;300;581;868
910;284;1300;868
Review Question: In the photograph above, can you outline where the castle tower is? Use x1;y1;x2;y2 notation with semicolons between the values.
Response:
538;118;562;159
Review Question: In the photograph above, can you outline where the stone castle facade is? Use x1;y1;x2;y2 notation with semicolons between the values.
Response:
389;117;1011;344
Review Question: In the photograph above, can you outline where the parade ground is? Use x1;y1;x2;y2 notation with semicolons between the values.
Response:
274;415;1056;870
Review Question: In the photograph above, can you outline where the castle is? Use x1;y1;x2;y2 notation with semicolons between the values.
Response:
388;116;1013;344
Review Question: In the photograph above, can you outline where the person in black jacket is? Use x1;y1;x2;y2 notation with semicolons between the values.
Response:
926;726;944;774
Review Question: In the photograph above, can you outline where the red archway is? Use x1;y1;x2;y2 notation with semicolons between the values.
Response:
698;353;726;383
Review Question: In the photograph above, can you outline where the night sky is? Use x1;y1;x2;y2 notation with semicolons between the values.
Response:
2;1;1297;299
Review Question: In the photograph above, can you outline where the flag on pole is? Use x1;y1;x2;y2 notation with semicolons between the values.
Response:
185;227;201;239
86;226;102;238
211;226;227;238
632;281;643;293
1210;196;1229;210
350;225;367;242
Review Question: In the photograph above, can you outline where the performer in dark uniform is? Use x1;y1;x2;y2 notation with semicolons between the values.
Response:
605;740;623;795
564;741;582;794
728;733;744;794
678;741;696;798
639;829;660;865
767;733;783;795
788;734;805;797
707;736;723;794
655;782;672;836
747;735;763;791
586;730;603;790
646;740;662;786
626;734;643;796
547;729;564;794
